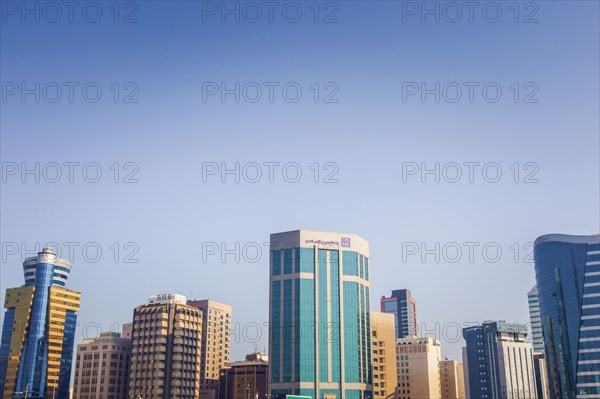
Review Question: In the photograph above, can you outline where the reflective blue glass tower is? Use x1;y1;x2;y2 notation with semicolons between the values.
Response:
269;230;372;399
380;289;418;338
533;233;600;399
0;246;80;399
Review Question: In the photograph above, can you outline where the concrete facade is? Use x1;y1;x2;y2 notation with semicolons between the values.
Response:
128;294;203;399
187;299;232;399
396;337;442;399
72;331;132;399
439;360;465;399
370;312;396;399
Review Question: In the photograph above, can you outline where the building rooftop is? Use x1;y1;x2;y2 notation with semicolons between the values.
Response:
534;233;600;246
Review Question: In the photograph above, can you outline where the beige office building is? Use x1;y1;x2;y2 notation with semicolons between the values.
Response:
439;360;465;399
396;337;442;399
72;331;132;399
533;353;550;399
370;311;397;399
128;294;203;399
187;299;232;399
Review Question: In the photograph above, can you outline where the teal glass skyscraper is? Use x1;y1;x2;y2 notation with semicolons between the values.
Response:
533;233;600;399
269;230;372;399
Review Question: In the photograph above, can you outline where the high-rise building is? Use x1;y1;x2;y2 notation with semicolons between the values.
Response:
186;299;231;399
396;337;441;399
128;294;203;399
533;233;600;399
380;289;417;338
370;312;396;399
527;287;550;399
72;330;132;399
532;353;550;399
439;360;465;399
268;230;373;399
527;286;545;354
217;352;268;399
461;348;470;399
0;245;81;399
462;321;537;399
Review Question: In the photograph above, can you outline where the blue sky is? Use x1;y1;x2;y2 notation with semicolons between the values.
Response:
1;1;599;362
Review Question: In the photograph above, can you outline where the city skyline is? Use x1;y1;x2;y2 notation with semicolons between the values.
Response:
1;230;598;399
2;1;599;368
2;1;598;398
2;231;598;364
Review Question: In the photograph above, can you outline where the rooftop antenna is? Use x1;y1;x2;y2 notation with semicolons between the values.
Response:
190;291;197;301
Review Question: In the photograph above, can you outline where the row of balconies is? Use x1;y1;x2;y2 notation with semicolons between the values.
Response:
133;321;169;329
134;337;168;344
173;315;202;322
131;371;166;379
169;371;201;379
172;344;202;352
132;347;166;354
171;354;201;362
173;337;200;345
173;329;200;337
133;330;168;337
134;354;167;361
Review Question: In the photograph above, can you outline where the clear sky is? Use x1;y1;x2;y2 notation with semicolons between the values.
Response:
1;0;599;363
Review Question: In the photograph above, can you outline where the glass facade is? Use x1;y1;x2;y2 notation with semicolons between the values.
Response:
318;250;329;383
344;281;360;383
57;311;77;398
269;231;372;399
283;279;293;382
0;246;80;399
273;250;282;276
295;278;315;382
527;285;545;354
330;251;341;384
0;309;15;395
381;289;418;339
17;260;54;396
533;234;600;399
271;280;282;383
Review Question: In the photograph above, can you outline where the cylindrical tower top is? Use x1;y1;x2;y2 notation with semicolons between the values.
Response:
22;245;72;286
